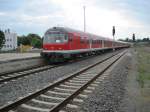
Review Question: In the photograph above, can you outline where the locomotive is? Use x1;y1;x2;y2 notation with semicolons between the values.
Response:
41;27;130;62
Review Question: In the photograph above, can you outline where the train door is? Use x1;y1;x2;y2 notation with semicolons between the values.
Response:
77;36;81;49
68;33;74;50
89;38;92;49
102;40;104;48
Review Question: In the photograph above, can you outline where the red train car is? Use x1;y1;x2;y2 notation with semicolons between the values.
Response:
41;27;130;62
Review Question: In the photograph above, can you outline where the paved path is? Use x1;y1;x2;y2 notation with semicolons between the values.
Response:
0;53;40;62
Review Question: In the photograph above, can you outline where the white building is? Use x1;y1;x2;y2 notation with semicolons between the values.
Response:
1;29;17;51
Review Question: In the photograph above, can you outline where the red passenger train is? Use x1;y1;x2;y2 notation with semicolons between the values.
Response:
41;27;130;62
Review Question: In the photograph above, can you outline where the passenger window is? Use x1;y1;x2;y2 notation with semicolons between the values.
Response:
69;38;72;42
92;40;94;44
81;39;84;43
87;40;89;44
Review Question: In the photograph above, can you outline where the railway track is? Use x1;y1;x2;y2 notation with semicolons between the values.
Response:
0;50;122;84
0;55;95;83
0;50;127;112
0;65;59;84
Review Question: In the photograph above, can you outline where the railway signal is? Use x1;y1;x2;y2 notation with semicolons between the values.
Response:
112;26;115;37
112;26;115;51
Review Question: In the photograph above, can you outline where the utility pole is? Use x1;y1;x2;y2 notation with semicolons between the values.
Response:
83;6;86;32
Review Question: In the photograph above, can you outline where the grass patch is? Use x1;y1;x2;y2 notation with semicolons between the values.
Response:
137;73;150;88
136;45;150;88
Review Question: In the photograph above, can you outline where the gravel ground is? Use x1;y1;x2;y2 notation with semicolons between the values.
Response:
117;49;138;112
72;50;132;112
118;48;150;112
0;50;122;107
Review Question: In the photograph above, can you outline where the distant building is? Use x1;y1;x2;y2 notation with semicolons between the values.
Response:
1;29;17;51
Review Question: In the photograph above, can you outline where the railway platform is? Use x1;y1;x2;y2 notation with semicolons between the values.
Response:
0;53;40;63
0;53;44;74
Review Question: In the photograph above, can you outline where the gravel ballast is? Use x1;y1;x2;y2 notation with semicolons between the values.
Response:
71;50;132;112
0;50;122;107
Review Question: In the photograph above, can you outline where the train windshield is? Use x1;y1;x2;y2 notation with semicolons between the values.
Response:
44;33;68;43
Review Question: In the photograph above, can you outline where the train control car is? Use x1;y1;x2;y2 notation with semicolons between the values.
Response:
41;27;130;62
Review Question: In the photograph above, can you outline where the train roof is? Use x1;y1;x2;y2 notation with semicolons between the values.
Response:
45;27;111;40
45;27;130;44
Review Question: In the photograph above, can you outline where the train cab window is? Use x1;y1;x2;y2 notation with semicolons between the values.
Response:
64;35;67;40
44;33;68;43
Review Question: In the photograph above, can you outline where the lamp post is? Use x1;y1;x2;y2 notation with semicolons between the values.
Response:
83;6;86;32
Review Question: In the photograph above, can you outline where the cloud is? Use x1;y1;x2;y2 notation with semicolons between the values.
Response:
0;0;149;39
48;0;146;38
0;12;5;16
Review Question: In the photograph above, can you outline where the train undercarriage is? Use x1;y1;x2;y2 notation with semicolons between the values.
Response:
40;47;126;63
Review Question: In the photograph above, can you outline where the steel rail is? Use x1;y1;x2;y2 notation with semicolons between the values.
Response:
0;65;59;83
0;64;46;76
0;52;98;83
0;50;126;112
0;50;121;84
50;51;126;111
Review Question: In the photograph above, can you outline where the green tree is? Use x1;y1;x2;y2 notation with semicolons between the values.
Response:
18;33;42;48
18;35;30;46
143;38;149;42
0;30;5;49
34;39;42;48
26;33;42;48
125;37;129;42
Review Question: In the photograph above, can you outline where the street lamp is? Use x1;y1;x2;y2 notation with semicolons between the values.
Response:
83;6;86;32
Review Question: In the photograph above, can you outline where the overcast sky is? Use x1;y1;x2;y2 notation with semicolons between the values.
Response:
0;0;149;39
